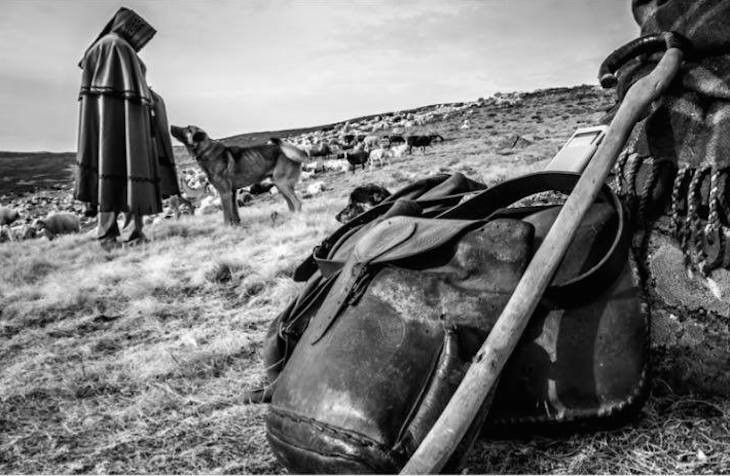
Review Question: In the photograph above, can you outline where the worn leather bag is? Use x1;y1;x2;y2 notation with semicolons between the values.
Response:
261;172;648;473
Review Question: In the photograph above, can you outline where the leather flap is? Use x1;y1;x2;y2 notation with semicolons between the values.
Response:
310;216;480;343
354;217;479;265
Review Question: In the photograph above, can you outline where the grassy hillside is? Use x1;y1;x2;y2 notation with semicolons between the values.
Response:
1;85;727;474
0;152;75;197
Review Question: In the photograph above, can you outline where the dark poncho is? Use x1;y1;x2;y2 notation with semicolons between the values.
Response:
75;7;178;215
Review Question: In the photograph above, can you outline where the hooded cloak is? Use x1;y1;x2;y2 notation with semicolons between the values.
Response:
150;89;180;198
75;7;177;214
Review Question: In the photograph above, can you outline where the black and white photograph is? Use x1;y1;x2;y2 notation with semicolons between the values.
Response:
0;0;728;474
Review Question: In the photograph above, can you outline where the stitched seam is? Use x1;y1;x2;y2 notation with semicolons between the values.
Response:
79;87;152;104
489;298;650;426
76;161;161;183
269;407;391;453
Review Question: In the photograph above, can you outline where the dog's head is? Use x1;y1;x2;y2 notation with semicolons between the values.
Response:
170;125;224;163
335;202;368;224
170;125;208;148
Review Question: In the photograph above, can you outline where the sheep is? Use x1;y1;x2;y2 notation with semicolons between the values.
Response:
0;207;20;226
406;134;445;154
343;147;370;172
35;213;80;240
0;224;37;242
368;148;391;170
197;195;222;215
320;159;351;173
363;135;381;150
303;181;326;198
390;143;409;158
306;142;332;159
305;142;332;173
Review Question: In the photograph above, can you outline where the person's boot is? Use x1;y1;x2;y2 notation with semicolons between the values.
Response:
84;202;98;218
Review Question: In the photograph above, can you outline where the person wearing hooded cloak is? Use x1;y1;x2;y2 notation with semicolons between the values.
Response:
75;7;179;245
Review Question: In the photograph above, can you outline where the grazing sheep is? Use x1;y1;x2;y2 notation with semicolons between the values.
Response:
35;213;80;240
406;134;445;154
0;207;20;226
390;143;409;158
0;224;37;242
12;224;38;241
304;181;326;198
167;194;195;219
368;148;391;170
306;142;332;159
343;148;369;172
460;119;471;129
320;159;350;173
197;195;222;215
363;135;381;150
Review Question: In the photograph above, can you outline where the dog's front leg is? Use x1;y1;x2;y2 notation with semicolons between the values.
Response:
220;192;231;225
228;191;241;225
220;190;239;225
215;184;232;225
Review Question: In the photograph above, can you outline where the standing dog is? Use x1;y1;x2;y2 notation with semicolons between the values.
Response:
171;125;308;225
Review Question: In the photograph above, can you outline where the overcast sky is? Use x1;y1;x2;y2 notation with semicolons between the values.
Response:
0;0;638;152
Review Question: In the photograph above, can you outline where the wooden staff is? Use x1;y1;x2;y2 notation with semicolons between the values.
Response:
401;41;684;475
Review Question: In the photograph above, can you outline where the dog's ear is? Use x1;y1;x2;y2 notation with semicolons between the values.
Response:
192;131;207;143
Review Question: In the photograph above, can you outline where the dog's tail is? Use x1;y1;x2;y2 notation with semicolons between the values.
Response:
271;137;309;163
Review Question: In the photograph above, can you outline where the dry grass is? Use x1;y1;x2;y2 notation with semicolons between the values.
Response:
0;203;329;474
469;386;729;475
1;86;727;474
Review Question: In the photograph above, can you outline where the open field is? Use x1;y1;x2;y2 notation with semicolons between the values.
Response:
0;152;76;197
1;85;728;474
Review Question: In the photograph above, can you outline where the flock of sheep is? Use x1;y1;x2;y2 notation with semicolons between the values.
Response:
0;206;80;242
289;97;516;174
0;92;526;243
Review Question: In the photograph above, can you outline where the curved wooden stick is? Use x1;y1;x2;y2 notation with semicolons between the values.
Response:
401;46;684;475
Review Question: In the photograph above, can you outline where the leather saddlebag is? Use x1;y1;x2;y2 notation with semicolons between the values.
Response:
263;172;648;473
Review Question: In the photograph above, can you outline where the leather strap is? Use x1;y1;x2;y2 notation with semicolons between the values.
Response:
436;171;629;303
293;173;483;282
311;172;629;308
